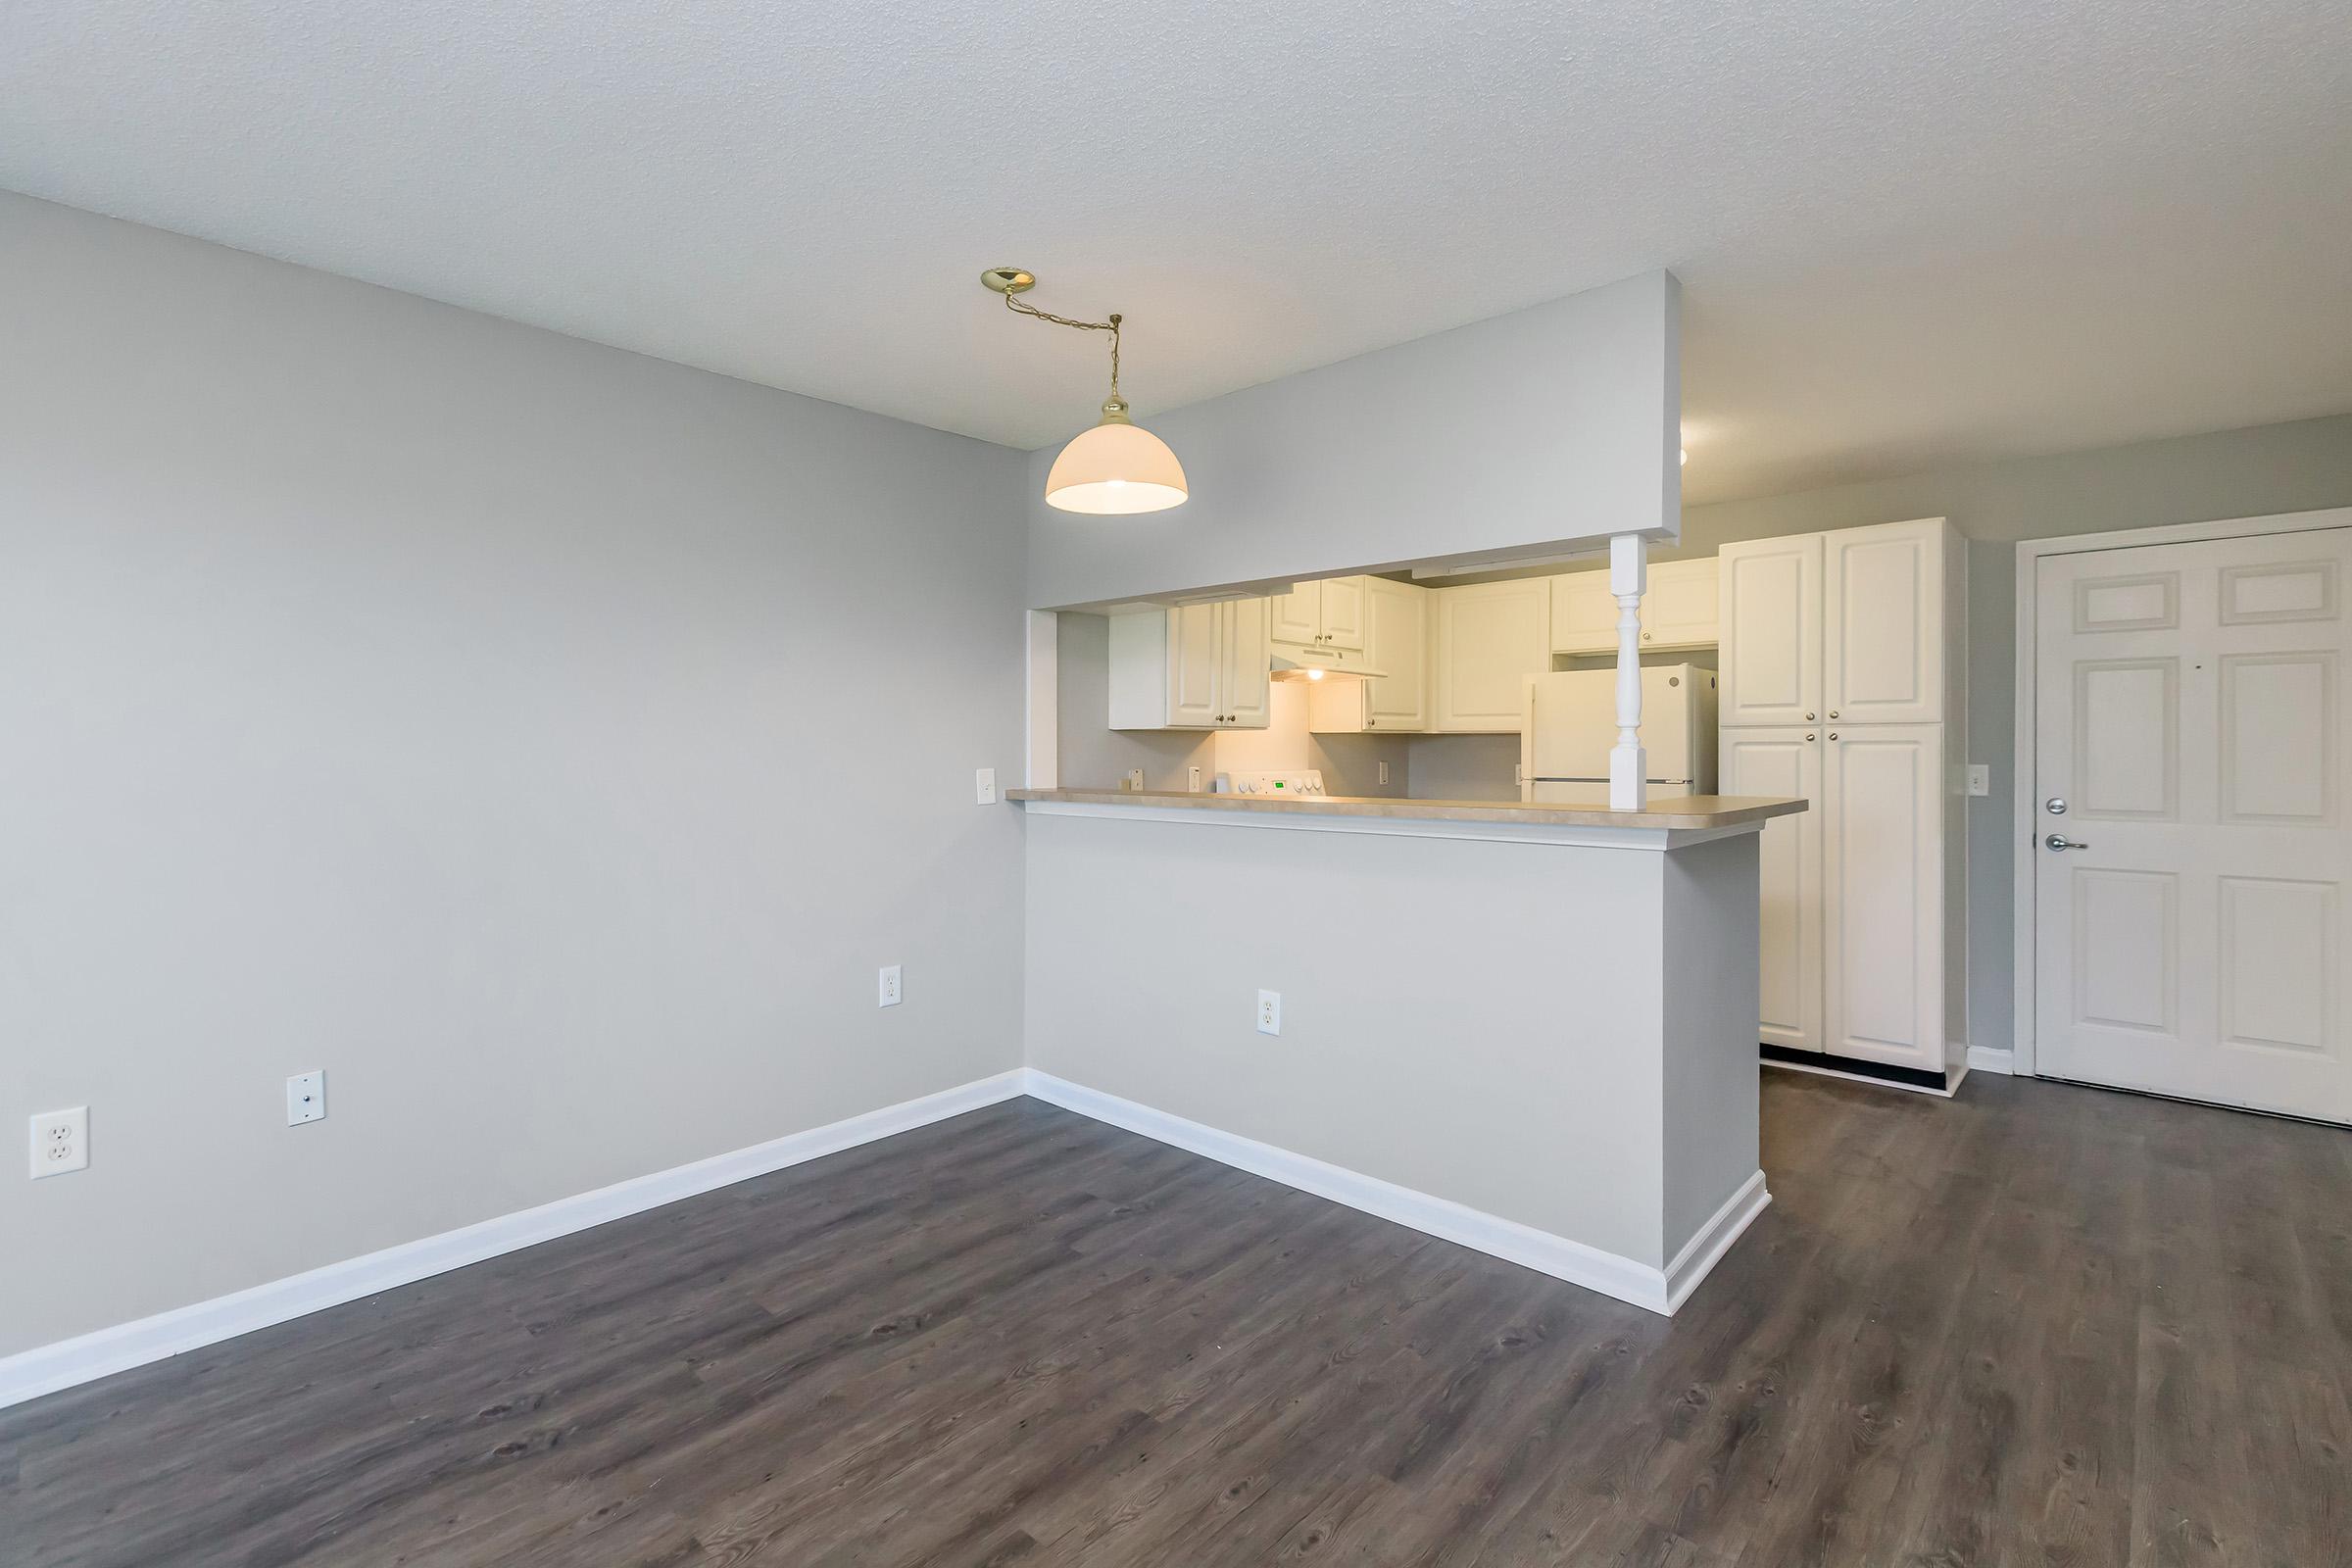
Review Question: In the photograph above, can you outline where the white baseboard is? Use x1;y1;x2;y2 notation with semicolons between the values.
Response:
0;1069;1028;1412
1663;1169;1772;1312
1966;1045;2016;1076
4;1064;1781;1410
1022;1070;1765;1317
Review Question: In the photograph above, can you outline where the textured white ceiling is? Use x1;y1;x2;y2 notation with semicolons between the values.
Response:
4;0;2347;503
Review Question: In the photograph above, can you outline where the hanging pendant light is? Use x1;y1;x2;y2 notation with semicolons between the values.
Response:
983;268;1188;514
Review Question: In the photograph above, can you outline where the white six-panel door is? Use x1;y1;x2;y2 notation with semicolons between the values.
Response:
1721;726;1824;1052
1822;723;1946;1070
2034;527;2352;1121
1719;535;1824;726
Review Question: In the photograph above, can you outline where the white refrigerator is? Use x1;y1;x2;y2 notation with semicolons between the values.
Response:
1520;664;1719;805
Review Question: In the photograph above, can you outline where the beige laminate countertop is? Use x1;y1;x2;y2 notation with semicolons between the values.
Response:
1006;789;1807;830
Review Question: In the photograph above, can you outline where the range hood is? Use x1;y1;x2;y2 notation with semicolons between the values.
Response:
1269;647;1388;682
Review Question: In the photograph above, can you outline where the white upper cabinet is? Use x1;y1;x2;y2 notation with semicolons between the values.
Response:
1270;575;1367;653
1550;571;1619;654
1269;581;1320;645
1106;600;1271;730
1642;559;1722;650
1308;575;1430;733
1221;596;1272;729
1718;535;1825;726
1551;559;1720;655
1163;601;1223;728
1318;576;1367;651
1722;519;1951;729
1433;577;1551;732
1824;519;1946;725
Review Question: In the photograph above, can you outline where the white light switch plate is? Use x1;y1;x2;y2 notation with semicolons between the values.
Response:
1966;763;1990;798
879;964;903;1007
975;767;997;805
29;1107;88;1178
286;1070;326;1126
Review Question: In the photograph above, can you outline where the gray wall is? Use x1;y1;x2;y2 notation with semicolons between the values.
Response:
1027;271;1679;610
0;192;1031;1355
1641;415;2352;1053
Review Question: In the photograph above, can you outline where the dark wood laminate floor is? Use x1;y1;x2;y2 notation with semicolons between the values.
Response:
5;1072;2349;1567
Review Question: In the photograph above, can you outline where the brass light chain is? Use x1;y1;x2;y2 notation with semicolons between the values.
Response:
1001;291;1122;405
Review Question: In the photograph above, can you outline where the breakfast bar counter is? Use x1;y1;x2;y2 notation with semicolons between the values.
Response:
1016;784;1807;1314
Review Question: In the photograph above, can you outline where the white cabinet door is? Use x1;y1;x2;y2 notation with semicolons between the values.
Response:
1550;571;1618;655
1821;723;1944;1071
1221;598;1271;729
1306;577;1431;734
1361;577;1427;730
1719;535;1824;726
1166;601;1223;728
1269;581;1321;646
1433;578;1550;731
1319;576;1367;652
1721;727;1823;1054
1825;519;1944;725
1642;559;1721;649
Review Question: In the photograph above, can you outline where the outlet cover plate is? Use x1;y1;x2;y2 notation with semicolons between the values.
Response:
975;767;997;805
1966;763;1990;798
1257;989;1282;1036
879;964;903;1007
29;1106;88;1178
286;1070;326;1126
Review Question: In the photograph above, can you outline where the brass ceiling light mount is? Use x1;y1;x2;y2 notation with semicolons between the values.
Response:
981;267;1188;515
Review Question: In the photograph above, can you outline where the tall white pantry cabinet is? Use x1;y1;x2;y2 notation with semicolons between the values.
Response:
1717;517;1969;1088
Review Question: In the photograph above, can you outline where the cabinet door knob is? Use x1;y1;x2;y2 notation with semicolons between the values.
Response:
1805;733;1817;742
1805;711;1816;721
1829;710;1839;718
1828;731;1838;740
1642;632;1652;641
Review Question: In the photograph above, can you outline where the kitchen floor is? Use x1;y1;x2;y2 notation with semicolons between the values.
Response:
4;1072;2344;1565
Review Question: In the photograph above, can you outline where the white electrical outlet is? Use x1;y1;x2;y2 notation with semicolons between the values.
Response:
975;767;997;805
1966;763;1990;798
1188;765;1203;793
1125;767;1146;792
1378;760;1390;787
1257;990;1281;1036
29;1107;87;1179
286;1069;326;1126
879;964;903;1007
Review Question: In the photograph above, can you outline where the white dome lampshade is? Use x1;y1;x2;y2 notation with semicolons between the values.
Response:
1045;398;1188;514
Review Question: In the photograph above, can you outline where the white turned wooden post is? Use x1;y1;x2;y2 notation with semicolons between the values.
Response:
1608;533;1647;810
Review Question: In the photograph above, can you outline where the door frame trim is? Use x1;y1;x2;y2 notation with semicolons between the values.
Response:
2009;506;2352;1077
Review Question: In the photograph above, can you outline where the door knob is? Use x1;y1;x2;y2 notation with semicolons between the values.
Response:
2044;833;2090;852
2045;797;2067;815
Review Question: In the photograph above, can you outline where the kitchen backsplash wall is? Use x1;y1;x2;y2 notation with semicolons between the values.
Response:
1056;613;1413;796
